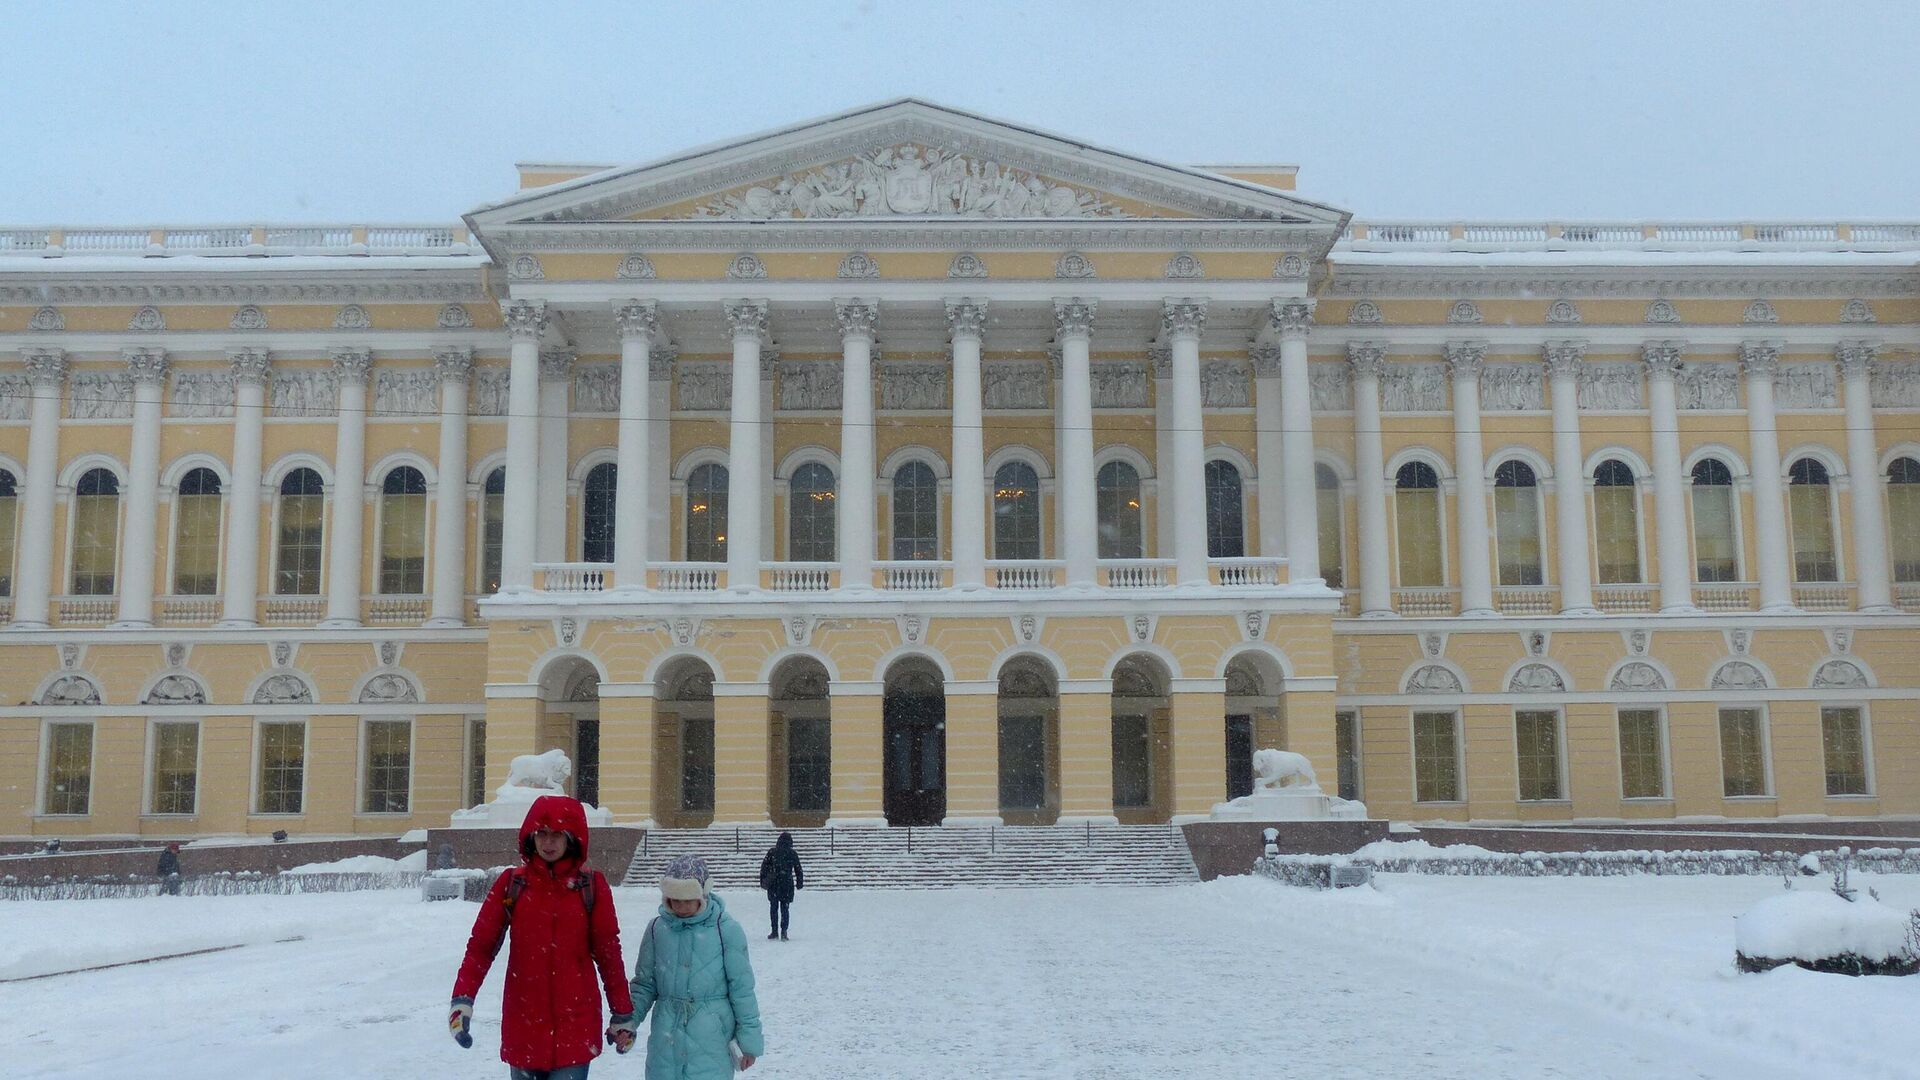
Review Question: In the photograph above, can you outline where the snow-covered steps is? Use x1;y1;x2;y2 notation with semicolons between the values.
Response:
620;824;1198;890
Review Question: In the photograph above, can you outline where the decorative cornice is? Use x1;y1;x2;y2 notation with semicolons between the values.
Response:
1542;340;1586;378
1836;340;1876;380
481;221;1333;256
0;272;488;307
834;299;879;339
330;347;374;383
614;300;659;341
1444;341;1486;380
1641;341;1685;377
228;347;272;385
1161;298;1207;339
434;346;475;382
503;300;548;341
21;346;68;384
538;348;576;381
1738;340;1781;378
1346;341;1386;379
1269;299;1314;339
724;299;769;339
944;298;988;338
1053;297;1096;338
1249;344;1283;378
1319;264;1920;300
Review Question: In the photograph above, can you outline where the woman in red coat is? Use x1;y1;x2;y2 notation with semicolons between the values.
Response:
451;795;638;1078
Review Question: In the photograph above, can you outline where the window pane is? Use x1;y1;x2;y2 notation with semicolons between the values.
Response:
1334;710;1361;802
481;470;506;594
1617;709;1666;799
1515;710;1562;801
151;722;199;815
998;714;1047;810
582;463;617;564
362;720;412;813
1719;709;1767;797
891;462;939;560
1593;482;1642;584
1111;713;1152;808
45;722;93;815
71;471;120;595
1206;460;1245;559
1691;480;1739;583
1890;459;1920;583
687;465;728;563
276;469;325;596
1316;465;1344;587
1395;488;1442;586
1095;461;1142;559
680;717;715;811
1413;711;1459;802
1788;473;1837;582
379;471;427;593
787;716;832;812
465;719;487;809
1821;707;1868;796
0;471;18;597
993;462;1041;560
1494;478;1543;587
173;480;222;595
258;721;306;815
788;462;836;562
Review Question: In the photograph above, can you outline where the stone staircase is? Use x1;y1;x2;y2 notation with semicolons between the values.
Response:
620;824;1198;890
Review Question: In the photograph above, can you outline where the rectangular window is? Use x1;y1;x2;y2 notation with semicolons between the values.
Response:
71;491;119;595
150;721;199;815
1395;488;1443;587
1111;713;1152;808
680;717;715;811
787;716;831;813
1317;483;1344;588
1891;479;1920;583
379;495;427;594
0;484;17;596
1719;708;1769;797
1412;711;1460;803
1225;714;1255;800
1514;710;1562;801
276;491;325;595
575;719;600;806
172;492;222;595
1594;486;1642;583
1617;709;1667;799
998;713;1047;811
43;722;93;815
362;719;412;814
481;490;505;593
1494;485;1543;586
1789;485;1838;582
1821;707;1869;796
1692;485;1739;582
465;718;487;809
1335;710;1362;802
258;721;306;815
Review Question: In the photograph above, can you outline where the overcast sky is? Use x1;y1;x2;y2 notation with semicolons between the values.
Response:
4;0;1915;225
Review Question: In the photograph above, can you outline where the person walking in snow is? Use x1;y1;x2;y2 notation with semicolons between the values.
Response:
449;795;637;1079
630;854;765;1077
156;842;182;896
757;832;804;940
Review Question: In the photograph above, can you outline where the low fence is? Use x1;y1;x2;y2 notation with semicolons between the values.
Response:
0;870;423;901
1256;846;1920;889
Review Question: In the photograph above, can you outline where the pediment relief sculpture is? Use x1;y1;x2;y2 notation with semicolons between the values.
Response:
687;144;1133;220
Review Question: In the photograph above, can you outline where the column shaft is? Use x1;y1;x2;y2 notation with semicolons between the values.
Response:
941;692;1002;824
1349;345;1393;615
712;690;772;825
1169;689;1228;819
427;348;471;625
535;350;572;562
1742;343;1794;611
725;301;767;590
947;301;988;587
827;690;886;826
1547;344;1598;613
1644;343;1696;612
1251;349;1285;558
116;349;167;626
1841;343;1894;611
648;347;674;563
1056;691;1116;823
500;303;545;593
1166;301;1210;585
837;301;878;589
614;304;656;590
322;349;371;625
1448;343;1495;615
13;350;66;627
1275;303;1319;582
596;693;656;824
220;350;270;626
1055;299;1097;586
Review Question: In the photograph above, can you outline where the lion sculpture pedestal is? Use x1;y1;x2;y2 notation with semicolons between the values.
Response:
449;749;613;829
1210;749;1369;822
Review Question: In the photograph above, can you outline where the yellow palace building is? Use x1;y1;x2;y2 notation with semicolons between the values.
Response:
2;100;1916;841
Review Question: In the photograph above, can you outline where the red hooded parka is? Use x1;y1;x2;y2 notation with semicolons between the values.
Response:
452;795;635;1072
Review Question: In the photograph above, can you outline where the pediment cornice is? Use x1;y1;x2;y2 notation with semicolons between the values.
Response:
1325;263;1920;299
482;218;1337;256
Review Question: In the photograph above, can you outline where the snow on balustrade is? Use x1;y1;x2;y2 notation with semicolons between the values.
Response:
1753;224;1838;243
0;230;51;251
534;563;610;593
878;561;948;590
162;228;250;251
1653;224;1742;243
1461;224;1548;244
1559;224;1643;243
263;227;353;249
262;596;324;624
1494;586;1556;615
63;229;148;252
54;597;116;624
1393;587;1457;616
367;226;458;250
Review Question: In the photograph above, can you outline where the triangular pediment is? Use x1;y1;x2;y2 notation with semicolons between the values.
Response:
469;99;1347;229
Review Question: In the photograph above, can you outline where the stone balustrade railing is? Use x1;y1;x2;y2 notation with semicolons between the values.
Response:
0;224;471;258
1100;560;1174;589
1339;220;1920;250
535;563;611;593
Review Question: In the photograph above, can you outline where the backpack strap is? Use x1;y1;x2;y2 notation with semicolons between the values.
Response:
500;869;527;924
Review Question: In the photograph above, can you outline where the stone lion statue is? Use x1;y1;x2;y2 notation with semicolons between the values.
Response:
1252;749;1320;793
503;749;572;793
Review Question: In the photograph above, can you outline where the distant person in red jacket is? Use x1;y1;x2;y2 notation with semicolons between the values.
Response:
450;795;637;1079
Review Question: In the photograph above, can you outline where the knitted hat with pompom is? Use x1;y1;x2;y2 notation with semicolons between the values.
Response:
660;854;710;901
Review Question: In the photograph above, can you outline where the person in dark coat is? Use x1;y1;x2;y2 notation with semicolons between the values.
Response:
156;842;182;896
757;832;803;940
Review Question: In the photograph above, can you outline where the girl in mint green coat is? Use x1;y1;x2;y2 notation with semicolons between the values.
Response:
630;855;765;1078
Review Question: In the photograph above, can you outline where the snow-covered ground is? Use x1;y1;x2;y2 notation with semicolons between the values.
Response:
4;874;1919;1079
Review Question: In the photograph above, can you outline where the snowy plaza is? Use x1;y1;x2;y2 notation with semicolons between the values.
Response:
6;872;1920;1079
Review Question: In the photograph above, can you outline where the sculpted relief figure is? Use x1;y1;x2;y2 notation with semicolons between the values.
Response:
779;362;842;411
881;363;947;410
0;375;30;421
271;369;338;417
1090;361;1149;408
471;369;511;416
690;144;1128;220
1308;364;1352;411
1774;363;1837;409
1676;362;1739;409
170;371;236;418
677;364;732;411
1577;363;1644;410
573;364;621;413
983;362;1047;409
1478;363;1544;411
1871;360;1920;407
1200;361;1249;407
374;370;439;417
1381;363;1448;412
69;372;132;419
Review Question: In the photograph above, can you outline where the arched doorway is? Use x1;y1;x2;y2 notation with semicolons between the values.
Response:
996;656;1059;825
1110;654;1172;824
1223;653;1284;800
654;657;715;827
770;656;832;827
882;657;946;826
536;656;601;806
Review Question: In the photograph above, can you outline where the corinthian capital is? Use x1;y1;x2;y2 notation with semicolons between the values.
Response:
1444;341;1486;381
503;300;548;341
435;347;474;383
330;347;374;384
123;347;170;385
1249;345;1283;378
724;299;769;339
1147;343;1171;379
538;348;575;381
1161;299;1208;339
1543;340;1587;379
1346;341;1386;380
1738;340;1781;378
1641;341;1684;378
834;299;879;340
1836;340;1876;380
1053;297;1096;339
21;347;68;385
228;347;272;385
614;300;658;342
1269;299;1315;339
650;343;678;382
944;298;988;339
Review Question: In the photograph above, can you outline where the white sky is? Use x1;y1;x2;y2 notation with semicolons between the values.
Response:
3;0;1915;225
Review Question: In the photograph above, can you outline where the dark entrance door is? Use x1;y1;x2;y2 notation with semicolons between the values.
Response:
1225;714;1255;800
884;688;946;825
575;718;601;807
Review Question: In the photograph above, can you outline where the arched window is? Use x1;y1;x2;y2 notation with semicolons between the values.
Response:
1204;460;1244;559
891;461;939;560
1394;461;1442;587
480;468;506;593
172;468;223;595
788;462;836;562
1315;463;1345;588
1890;457;1920;583
378;466;428;594
1592;459;1642;584
1492;460;1543;587
275;468;325;595
1690;459;1739;583
993;461;1041;560
1095;460;1142;559
71;468;121;595
1787;457;1837;582
582;462;616;564
0;470;16;597
686;463;728;562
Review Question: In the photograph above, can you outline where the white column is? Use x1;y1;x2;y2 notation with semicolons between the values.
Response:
321;348;372;626
12;349;67;627
114;348;169;627
1742;341;1794;612
499;302;545;593
1055;298;1098;587
647;345;674;564
946;300;988;588
536;348;573;562
836;300;878;590
613;302;657;592
1272;301;1319;583
1447;342;1495;616
1643;341;1697;613
1165;300;1210;586
1840;342;1894;612
1545;341;1599;614
724;300;768;591
1250;345;1285;558
218;348;271;627
1348;343;1393;616
426;347;472;626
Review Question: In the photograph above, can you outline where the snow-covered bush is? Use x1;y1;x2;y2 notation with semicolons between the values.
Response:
1252;841;1920;888
1735;888;1920;976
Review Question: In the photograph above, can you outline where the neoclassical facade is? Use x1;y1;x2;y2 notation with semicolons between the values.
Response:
2;99;1916;839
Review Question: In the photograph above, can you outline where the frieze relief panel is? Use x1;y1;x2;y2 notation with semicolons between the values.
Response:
880;362;948;410
0;375;32;421
1090;360;1149;408
1676;362;1740;409
1774;363;1838;409
1869;360;1919;407
1308;364;1351;410
373;369;439;417
1200;360;1249;407
573;364;621;413
677;363;732;411
1379;363;1448;412
779;362;843;410
1478;363;1544;411
269;369;338;418
471;369;510;416
68;371;132;419
689;144;1131;220
169;370;236;417
1576;363;1644;410
983;361;1048;409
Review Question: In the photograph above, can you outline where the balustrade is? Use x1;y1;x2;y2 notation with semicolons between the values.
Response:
365;596;429;625
1896;584;1920;613
768;563;835;592
1393;588;1459;617
1792;583;1855;612
989;561;1063;590
653;563;722;592
54;597;116;625
1692;583;1757;612
1493;586;1557;615
262;596;325;624
1100;560;1173;589
158;596;221;625
1593;584;1657;614
535;563;612;593
877;561;949;591
1213;558;1284;586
